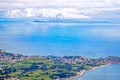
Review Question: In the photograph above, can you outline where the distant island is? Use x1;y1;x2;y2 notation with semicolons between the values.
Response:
0;49;120;80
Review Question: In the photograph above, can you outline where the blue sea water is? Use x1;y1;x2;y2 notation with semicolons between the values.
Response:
76;64;120;80
0;19;120;57
0;18;120;80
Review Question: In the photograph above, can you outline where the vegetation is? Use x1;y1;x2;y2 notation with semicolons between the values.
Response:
0;49;120;80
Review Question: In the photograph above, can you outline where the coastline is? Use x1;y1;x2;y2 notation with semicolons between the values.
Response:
70;70;86;80
71;64;110;80
91;64;111;70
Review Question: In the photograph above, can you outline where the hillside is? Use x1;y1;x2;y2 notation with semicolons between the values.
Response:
0;49;120;80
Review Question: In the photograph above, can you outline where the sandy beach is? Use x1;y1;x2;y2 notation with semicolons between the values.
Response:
70;70;86;80
70;64;110;80
91;64;110;70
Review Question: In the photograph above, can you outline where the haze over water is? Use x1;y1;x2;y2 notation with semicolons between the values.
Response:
0;19;120;57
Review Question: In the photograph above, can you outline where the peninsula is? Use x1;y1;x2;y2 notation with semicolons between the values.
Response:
0;49;120;80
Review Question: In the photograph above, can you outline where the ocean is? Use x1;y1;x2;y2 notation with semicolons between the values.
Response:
0;19;120;57
76;64;120;80
0;18;120;80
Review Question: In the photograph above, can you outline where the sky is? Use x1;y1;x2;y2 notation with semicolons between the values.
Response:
0;0;120;8
0;0;120;19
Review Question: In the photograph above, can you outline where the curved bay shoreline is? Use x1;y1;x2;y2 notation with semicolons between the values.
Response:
71;64;110;80
0;49;120;80
71;70;86;80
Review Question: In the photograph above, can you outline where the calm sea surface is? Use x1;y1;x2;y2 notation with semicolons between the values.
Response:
76;64;120;80
0;19;120;57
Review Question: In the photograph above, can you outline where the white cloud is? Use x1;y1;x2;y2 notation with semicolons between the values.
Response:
5;8;91;19
0;0;120;8
3;7;120;19
0;0;120;19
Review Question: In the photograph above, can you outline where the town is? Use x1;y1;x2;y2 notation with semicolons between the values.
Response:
0;49;120;80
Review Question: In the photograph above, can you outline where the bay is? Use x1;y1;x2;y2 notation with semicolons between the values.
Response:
76;64;120;80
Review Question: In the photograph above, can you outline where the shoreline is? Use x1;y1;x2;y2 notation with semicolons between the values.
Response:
71;64;110;80
91;64;111;70
70;70;86;80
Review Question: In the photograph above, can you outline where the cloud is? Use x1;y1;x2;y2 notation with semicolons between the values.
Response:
3;7;120;19
0;0;120;19
0;0;120;8
4;8;91;19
